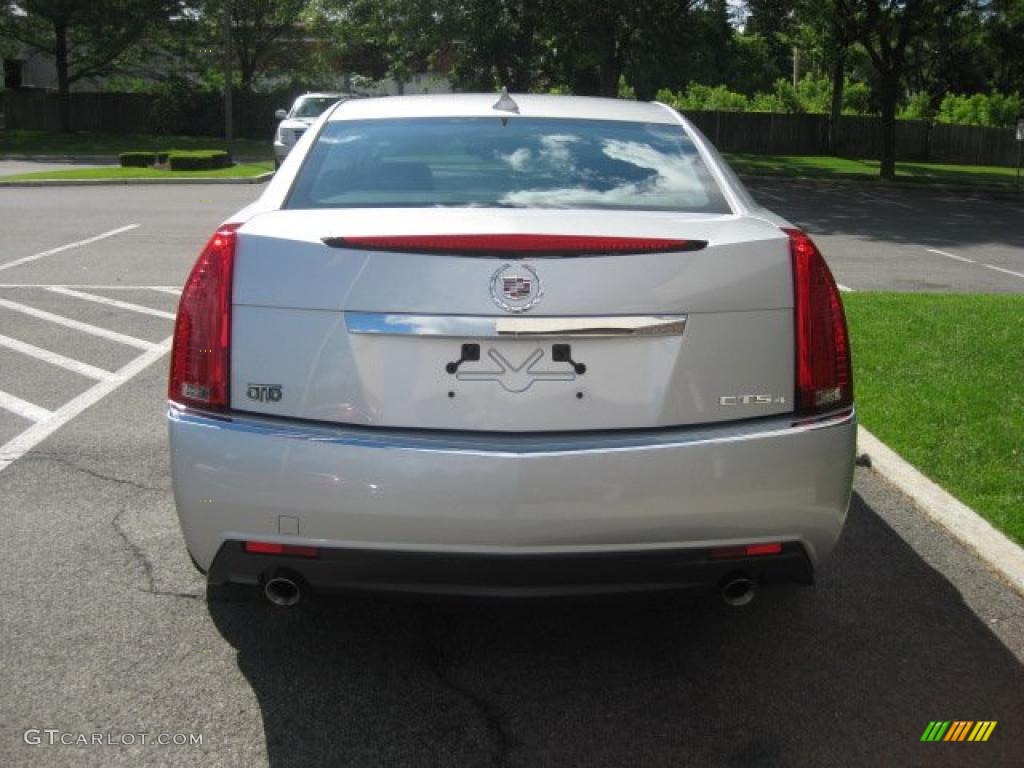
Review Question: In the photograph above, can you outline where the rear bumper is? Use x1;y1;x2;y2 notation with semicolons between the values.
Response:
208;540;813;598
169;405;856;593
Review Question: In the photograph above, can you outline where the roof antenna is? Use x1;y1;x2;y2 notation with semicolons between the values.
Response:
492;86;519;114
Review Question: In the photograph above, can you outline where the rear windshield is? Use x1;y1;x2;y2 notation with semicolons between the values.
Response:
286;117;730;213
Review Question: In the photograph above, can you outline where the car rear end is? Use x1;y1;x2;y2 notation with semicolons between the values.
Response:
169;94;855;603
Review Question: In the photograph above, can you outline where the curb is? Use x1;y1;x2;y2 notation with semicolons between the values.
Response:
738;172;1023;198
858;425;1024;595
0;172;274;187
0;153;269;164
0;153;118;165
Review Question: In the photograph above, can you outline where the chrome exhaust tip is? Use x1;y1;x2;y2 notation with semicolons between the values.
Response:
720;576;755;607
263;571;303;607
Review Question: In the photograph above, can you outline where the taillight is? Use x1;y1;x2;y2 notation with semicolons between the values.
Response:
168;223;240;410
785;228;853;415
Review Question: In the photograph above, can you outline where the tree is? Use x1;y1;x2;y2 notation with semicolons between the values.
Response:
787;1;852;152
316;0;445;90
0;1;178;131
743;0;797;84
983;0;1024;94
219;0;311;92
835;0;967;179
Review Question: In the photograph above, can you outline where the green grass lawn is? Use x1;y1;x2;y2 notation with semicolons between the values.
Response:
0;129;271;160
726;153;1021;187
0;162;273;182
844;293;1024;544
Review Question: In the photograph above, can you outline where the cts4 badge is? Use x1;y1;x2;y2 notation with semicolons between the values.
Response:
490;263;542;313
719;394;786;406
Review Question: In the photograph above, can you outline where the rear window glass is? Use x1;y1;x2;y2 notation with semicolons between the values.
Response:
286;117;729;213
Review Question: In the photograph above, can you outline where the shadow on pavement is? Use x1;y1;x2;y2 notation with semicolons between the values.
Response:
208;493;1023;767
746;179;1024;251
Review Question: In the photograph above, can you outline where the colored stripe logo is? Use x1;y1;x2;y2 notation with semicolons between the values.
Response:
921;721;997;742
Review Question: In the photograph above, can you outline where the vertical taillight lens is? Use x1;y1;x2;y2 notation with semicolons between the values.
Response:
786;228;853;415
168;224;240;411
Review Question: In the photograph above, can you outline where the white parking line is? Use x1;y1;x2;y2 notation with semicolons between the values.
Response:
46;286;177;319
0;390;52;423
0;225;139;273
0;284;181;291
926;247;975;264
0;333;111;380
925;246;1024;279
837;284;854;293
984;264;1024;279
0;297;158;350
0;338;172;474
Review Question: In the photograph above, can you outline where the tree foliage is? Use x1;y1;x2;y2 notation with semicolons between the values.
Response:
1;0;180;128
4;0;1024;165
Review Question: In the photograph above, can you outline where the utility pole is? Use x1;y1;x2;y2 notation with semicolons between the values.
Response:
223;2;233;150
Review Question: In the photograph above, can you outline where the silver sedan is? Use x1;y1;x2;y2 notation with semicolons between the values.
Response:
169;93;855;606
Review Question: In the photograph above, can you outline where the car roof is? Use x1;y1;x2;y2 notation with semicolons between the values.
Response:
296;92;345;100
329;93;678;124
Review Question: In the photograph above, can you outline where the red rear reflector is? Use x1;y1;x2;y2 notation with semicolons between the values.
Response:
322;233;706;256
785;228;853;416
244;541;320;558
710;543;784;559
168;223;240;411
745;542;783;556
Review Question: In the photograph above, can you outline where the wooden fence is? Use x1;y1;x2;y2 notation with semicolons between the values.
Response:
2;89;1020;166
1;89;289;140
683;110;1019;167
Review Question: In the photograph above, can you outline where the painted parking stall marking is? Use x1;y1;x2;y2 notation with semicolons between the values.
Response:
926;246;1024;278
0;284;180;475
0;390;52;423
984;263;1024;279
0;333;111;380
0;224;139;273
46;286;178;319
0;296;159;350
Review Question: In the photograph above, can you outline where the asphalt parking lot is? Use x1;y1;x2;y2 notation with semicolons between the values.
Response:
1;181;1022;767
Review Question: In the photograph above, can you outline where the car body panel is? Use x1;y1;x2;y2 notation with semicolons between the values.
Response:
229;209;795;431
170;405;856;573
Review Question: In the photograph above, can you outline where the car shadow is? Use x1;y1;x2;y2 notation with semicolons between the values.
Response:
208;492;1023;767
745;178;1024;251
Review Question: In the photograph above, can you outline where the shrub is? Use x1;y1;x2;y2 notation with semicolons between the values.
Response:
842;82;872;115
656;84;749;112
119;151;155;168
167;150;232;171
658;76;869;116
936;91;1022;127
898;92;934;122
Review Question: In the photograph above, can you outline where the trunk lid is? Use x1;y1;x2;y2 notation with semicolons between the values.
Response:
230;208;794;431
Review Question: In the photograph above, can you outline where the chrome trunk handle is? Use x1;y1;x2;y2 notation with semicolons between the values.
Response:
345;313;687;338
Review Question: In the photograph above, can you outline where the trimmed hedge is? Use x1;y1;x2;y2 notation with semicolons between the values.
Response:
167;150;232;171
119;151;155;168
